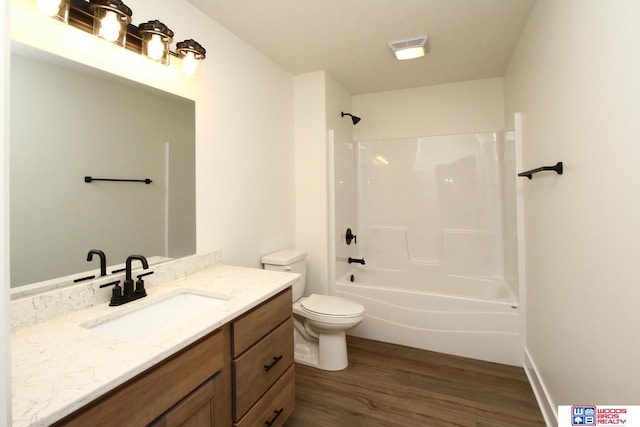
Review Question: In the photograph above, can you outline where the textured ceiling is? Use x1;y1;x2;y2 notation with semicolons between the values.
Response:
186;0;536;95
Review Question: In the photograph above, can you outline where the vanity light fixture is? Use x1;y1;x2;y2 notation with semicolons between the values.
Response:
39;0;207;75
37;0;70;22
139;20;174;65
176;39;206;76
388;36;429;61
88;0;132;46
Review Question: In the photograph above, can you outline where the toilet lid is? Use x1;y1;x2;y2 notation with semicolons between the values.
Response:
301;294;365;317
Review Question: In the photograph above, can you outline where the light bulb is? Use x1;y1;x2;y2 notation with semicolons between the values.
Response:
394;46;425;61
99;11;121;42
146;34;165;61
38;0;62;16
182;51;198;75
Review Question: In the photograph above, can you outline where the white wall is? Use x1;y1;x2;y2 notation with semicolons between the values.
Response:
326;75;355;147
325;75;353;285
353;77;505;140
1;0;10;421
504;0;640;416
137;0;296;268
294;71;352;295
294;71;328;296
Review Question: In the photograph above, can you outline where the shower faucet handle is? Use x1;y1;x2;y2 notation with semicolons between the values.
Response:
345;228;357;245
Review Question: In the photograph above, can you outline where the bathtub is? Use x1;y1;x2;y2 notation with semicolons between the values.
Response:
333;269;522;366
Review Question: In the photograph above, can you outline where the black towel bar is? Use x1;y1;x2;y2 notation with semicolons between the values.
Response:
84;176;153;184
518;162;563;179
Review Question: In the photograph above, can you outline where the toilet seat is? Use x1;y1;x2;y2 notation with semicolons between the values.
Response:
301;294;365;318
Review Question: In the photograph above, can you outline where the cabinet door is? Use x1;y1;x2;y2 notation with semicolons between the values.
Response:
152;373;224;427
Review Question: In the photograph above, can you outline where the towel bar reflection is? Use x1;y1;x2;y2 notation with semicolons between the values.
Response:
84;176;153;184
518;162;563;180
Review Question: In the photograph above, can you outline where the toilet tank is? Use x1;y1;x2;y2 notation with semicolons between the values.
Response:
262;249;306;301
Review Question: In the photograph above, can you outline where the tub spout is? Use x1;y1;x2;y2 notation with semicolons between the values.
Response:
348;257;365;265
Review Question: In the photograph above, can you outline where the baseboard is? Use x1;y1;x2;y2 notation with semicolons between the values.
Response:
523;348;557;427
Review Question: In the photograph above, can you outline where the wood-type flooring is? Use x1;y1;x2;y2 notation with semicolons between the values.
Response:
284;336;545;427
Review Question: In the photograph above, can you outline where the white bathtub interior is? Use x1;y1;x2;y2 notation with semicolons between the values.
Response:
331;132;522;366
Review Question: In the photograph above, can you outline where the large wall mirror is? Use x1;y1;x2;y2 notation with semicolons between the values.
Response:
9;42;196;298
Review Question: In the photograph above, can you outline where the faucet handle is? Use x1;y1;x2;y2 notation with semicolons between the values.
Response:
99;279;121;289
135;271;154;296
346;228;357;245
137;271;154;279
99;280;124;306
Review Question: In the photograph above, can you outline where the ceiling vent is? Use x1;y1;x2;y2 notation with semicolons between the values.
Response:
388;36;429;61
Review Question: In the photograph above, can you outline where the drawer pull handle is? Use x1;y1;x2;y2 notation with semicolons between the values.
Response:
265;408;284;426
264;355;283;372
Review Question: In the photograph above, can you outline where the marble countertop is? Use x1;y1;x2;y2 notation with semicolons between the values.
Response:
11;263;298;427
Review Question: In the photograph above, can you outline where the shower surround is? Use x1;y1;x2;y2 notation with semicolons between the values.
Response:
331;132;521;366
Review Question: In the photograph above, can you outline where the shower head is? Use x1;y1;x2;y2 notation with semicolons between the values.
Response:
341;112;361;125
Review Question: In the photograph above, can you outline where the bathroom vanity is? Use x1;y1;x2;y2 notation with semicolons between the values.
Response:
10;253;297;427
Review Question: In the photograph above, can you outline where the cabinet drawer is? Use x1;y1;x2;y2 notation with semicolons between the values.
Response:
232;288;292;356
55;329;225;427
233;318;293;420
234;365;295;427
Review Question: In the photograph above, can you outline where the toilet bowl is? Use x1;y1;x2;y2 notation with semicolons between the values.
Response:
293;295;364;370
262;249;365;371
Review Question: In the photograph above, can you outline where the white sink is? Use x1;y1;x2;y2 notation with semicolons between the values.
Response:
84;291;230;343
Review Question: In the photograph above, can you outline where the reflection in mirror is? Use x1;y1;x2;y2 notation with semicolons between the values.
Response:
9;42;196;297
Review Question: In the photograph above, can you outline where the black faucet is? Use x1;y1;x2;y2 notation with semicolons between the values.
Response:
87;249;107;277
124;255;149;295
348;257;366;265
109;255;149;306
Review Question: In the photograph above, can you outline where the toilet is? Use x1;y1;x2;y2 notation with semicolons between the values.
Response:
262;249;365;371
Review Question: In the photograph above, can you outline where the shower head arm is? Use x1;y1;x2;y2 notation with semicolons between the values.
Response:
341;111;361;125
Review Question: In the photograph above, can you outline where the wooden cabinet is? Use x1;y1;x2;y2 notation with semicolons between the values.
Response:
54;327;231;427
231;288;295;426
